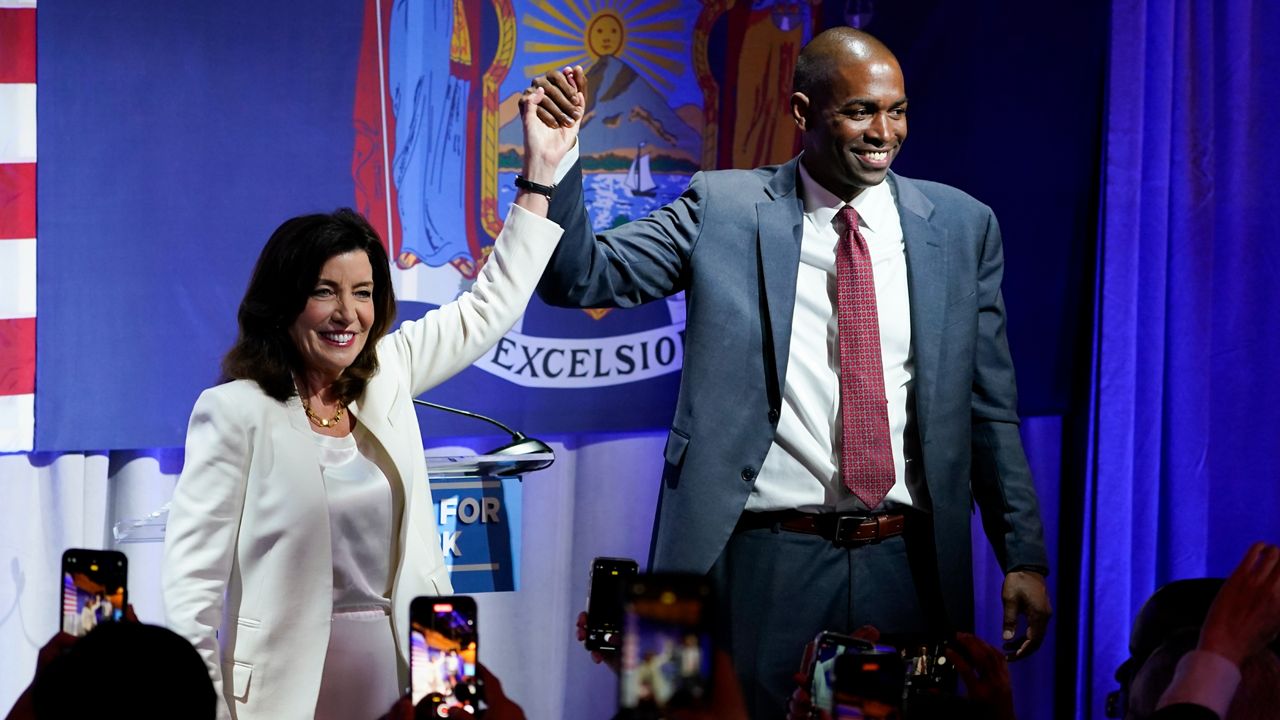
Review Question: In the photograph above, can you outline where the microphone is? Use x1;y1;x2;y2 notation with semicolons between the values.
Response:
412;398;554;474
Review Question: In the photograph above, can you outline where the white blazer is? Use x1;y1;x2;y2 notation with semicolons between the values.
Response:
162;206;562;720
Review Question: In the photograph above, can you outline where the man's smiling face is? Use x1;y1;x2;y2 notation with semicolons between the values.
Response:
794;48;908;201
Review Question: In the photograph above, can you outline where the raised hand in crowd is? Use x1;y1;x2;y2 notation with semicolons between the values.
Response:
378;663;526;720
575;610;621;673
1196;541;1280;666
473;664;528;720
786;625;881;720
786;669;816;720
666;649;748;720
1151;542;1280;719
947;632;1016;720
574;608;744;719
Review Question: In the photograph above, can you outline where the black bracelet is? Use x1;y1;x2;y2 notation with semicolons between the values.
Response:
514;175;556;198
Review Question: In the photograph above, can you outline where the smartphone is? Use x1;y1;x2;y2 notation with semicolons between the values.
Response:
60;548;127;637
877;633;959;718
617;573;714;719
879;632;957;700
585;556;639;653
832;650;905;720
409;596;480;716
806;631;876;715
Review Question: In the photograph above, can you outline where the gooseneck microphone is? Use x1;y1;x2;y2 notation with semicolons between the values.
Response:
412;398;554;473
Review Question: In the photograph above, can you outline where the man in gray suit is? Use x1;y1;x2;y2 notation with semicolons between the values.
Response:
531;27;1051;717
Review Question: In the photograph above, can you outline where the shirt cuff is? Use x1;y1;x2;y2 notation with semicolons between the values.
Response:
504;202;563;239
1156;650;1241;718
553;141;579;184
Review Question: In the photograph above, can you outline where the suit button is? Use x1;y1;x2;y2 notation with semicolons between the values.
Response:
741;467;756;482
767;408;780;424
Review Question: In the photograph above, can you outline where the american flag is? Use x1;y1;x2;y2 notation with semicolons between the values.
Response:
61;572;78;633
0;0;36;452
62;572;77;612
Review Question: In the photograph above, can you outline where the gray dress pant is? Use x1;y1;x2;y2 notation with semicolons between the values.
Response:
707;511;947;720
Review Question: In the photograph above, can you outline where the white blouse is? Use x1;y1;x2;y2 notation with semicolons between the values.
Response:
310;425;402;612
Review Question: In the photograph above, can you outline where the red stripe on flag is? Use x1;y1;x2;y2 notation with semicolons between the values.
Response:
0;317;36;396
0;9;37;84
0;163;36;239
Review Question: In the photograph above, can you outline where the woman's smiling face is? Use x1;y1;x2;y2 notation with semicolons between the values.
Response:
288;250;375;383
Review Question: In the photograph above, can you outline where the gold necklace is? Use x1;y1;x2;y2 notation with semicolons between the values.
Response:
301;396;346;428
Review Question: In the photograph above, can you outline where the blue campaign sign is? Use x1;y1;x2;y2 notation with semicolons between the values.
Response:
429;459;524;593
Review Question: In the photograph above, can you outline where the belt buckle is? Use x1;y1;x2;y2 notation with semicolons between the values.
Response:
832;514;870;547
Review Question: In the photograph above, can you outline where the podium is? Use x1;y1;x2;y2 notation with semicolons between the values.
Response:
425;453;551;593
113;452;552;594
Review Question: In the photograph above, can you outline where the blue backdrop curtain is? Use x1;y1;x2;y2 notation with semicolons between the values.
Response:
1077;0;1280;716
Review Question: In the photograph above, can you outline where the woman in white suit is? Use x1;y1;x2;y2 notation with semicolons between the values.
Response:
162;85;580;720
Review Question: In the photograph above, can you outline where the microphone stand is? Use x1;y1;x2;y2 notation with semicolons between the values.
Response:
412;399;554;474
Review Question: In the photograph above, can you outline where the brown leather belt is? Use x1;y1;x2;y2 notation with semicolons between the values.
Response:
736;510;907;546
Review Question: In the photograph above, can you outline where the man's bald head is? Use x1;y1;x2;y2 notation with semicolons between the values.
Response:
793;27;900;106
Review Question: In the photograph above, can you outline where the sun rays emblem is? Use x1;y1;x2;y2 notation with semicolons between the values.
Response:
521;0;687;89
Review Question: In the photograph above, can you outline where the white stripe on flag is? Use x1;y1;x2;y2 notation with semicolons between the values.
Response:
0;393;34;452
0;238;35;319
0;1;37;8
0;84;36;162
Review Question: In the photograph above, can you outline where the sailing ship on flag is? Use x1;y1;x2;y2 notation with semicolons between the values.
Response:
624;141;657;197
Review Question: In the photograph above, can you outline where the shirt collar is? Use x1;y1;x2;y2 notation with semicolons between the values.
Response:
797;157;896;234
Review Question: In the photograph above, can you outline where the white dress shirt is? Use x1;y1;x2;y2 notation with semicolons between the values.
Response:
748;161;926;513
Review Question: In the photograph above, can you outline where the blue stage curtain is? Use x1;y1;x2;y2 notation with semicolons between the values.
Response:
1077;1;1280;716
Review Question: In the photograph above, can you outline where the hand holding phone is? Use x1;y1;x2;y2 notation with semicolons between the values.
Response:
617;573;713;719
410;595;481;716
60;549;127;637
585;556;638;654
832;650;905;720
804;631;881;717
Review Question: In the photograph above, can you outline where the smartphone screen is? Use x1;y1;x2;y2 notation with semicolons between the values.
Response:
618;574;713;719
809;632;874;714
61;549;127;637
585;556;638;653
832;651;905;720
410;596;479;715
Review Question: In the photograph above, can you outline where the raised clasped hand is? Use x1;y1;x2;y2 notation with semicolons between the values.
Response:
519;66;585;185
1198;541;1280;666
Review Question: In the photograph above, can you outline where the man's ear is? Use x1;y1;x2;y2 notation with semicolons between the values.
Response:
790;92;810;131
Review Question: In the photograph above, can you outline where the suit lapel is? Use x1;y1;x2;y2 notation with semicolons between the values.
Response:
757;158;806;396
284;394;315;437
891;173;948;438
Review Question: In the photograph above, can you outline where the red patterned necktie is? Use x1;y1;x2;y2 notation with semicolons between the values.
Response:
835;205;895;510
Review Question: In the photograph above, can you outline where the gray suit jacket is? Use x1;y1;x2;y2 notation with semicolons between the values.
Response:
538;156;1048;628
